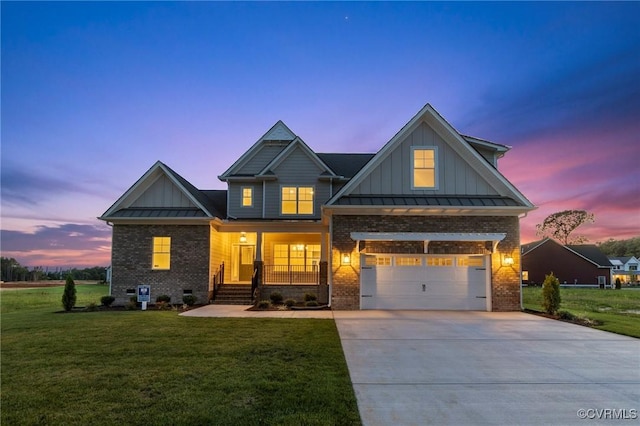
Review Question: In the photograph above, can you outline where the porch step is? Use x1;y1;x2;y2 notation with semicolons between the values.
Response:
211;284;253;305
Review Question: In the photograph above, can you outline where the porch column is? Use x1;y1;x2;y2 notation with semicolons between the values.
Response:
320;230;328;261
255;231;263;261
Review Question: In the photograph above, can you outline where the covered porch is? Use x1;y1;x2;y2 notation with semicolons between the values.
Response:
209;222;330;302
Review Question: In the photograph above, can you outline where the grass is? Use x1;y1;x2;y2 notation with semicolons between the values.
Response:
522;286;640;338
1;285;361;425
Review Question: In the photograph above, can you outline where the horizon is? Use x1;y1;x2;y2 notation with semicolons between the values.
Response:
2;2;639;269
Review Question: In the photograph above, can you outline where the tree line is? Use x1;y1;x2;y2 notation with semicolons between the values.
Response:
596;237;640;259
0;257;107;282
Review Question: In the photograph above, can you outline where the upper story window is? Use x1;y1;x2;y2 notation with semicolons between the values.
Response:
281;186;314;215
412;147;438;189
152;237;171;270
242;187;253;207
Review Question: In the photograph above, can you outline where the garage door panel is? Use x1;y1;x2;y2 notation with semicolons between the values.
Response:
360;254;488;311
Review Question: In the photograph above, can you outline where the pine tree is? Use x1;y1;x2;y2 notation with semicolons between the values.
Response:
62;275;77;311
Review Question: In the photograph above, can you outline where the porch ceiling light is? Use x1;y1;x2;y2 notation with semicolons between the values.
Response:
342;253;351;266
239;232;247;244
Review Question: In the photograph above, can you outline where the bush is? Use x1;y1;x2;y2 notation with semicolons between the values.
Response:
256;300;271;309
284;298;296;307
303;293;317;302
182;295;197;306
100;295;115;307
542;272;561;315
85;302;99;312
156;294;171;303
269;291;284;304
125;301;137;310
61;275;77;311
305;300;319;307
615;278;622;290
558;310;575;321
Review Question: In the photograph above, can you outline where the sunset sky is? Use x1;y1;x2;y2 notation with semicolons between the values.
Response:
2;2;639;269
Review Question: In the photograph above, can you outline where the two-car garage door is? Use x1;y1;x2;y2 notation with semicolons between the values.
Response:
360;254;490;310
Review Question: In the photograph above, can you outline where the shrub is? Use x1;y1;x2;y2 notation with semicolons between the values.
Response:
100;295;115;307
85;302;99;312
61;275;77;311
305;300;319;307
256;300;271;309
542;272;561;315
156;294;171;303
615;278;622;290
284;298;296;307
125;301;137;311
182;295;197;306
303;293;317;302
156;301;171;310
269;291;284;304
558;310;575;321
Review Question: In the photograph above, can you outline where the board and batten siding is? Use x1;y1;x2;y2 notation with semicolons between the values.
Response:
261;146;331;219
350;122;497;196
131;174;196;208
235;142;289;175
227;182;264;219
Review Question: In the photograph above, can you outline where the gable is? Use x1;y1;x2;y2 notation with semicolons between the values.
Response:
327;104;534;213
219;121;297;179
348;121;497;196
130;174;197;208
269;144;325;179
100;161;217;220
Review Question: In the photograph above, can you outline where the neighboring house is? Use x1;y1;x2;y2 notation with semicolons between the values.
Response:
521;238;613;286
608;256;639;284
99;104;535;310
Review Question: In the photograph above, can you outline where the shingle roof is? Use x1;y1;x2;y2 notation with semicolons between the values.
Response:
567;244;613;267
316;153;374;178
333;195;523;207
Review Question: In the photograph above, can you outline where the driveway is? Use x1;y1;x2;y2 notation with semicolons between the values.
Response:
333;311;640;425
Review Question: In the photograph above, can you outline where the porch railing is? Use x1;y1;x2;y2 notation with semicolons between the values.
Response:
210;262;225;301
263;265;319;285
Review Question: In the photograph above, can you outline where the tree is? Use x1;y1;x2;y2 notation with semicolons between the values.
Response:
62;275;77;312
541;272;561;315
597;237;640;258
536;210;595;245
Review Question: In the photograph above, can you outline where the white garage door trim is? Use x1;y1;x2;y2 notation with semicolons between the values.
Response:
360;253;491;311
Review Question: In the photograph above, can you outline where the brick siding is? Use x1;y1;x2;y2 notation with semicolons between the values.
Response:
330;215;521;311
111;224;210;306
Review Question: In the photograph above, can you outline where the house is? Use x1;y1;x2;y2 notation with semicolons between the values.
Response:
608;256;639;284
521;238;613;286
99;104;535;310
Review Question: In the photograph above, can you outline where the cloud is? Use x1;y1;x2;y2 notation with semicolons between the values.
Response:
1;223;111;255
459;41;640;143
0;162;119;207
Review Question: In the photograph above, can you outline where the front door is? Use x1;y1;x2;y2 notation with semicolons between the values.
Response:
238;245;255;282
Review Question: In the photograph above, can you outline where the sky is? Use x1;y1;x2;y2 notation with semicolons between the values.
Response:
1;1;639;269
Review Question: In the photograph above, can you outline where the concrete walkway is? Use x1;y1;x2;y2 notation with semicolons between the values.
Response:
333;311;640;425
179;304;333;319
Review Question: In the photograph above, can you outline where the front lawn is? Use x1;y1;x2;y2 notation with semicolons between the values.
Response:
1;285;361;425
522;286;640;338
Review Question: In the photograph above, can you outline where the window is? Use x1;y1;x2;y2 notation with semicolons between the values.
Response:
241;187;253;207
426;257;452;267
412;147;437;189
281;186;314;215
273;244;320;271
397;257;422;266
152;237;171;270
457;256;485;267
